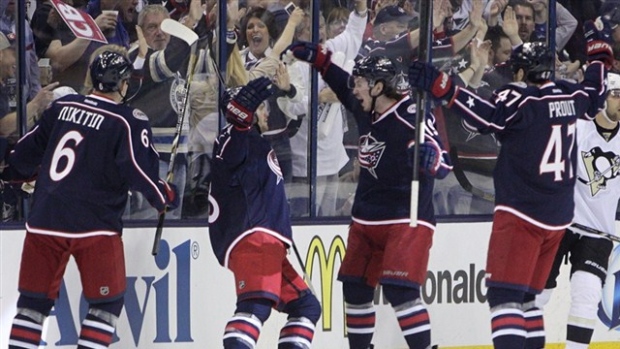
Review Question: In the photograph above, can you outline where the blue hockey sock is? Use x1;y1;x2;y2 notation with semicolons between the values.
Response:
278;316;315;349
224;298;272;349
9;295;54;349
77;298;123;349
490;304;526;349
524;307;544;348
384;285;430;349
278;293;321;348
343;282;376;349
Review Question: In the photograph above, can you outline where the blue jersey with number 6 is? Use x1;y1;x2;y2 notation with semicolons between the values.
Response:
8;93;169;236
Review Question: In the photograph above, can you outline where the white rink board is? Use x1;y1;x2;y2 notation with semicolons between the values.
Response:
2;222;620;348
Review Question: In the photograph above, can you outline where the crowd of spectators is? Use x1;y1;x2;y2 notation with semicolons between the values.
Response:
0;0;616;221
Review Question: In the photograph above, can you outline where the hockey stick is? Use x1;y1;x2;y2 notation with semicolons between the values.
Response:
161;18;199;46
292;242;317;296
579;159;619;185
410;0;433;227
449;146;496;202
571;223;620;243
152;19;199;255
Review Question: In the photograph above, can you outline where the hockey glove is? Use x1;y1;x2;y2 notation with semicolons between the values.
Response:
409;61;455;101
163;181;179;211
284;42;332;75
414;142;450;179
584;18;614;68
226;77;275;129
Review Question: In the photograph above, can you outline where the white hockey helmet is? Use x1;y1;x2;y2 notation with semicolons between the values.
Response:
609;73;620;92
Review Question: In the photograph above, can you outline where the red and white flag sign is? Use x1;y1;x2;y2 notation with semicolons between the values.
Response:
50;0;107;44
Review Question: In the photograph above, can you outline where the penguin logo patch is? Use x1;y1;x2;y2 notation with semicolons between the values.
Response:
579;146;620;196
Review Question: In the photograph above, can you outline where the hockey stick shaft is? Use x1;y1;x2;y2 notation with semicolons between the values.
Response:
583;160;617;185
292;242;317;296
153;21;200;255
410;0;433;227
449;146;496;202
571;223;620;243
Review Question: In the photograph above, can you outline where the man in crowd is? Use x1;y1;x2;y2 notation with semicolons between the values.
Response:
124;0;202;219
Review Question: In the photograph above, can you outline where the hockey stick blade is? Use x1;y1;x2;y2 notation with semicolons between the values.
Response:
449;146;495;202
571;223;620;243
160;19;199;46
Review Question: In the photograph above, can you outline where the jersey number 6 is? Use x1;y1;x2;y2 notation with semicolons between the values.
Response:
50;131;84;182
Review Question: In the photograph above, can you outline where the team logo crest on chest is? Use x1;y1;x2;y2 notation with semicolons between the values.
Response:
169;73;187;114
579;146;620;196
267;150;284;184
358;133;386;179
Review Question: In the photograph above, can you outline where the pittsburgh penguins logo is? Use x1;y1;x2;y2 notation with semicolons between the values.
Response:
358;133;386;179
578;146;620;196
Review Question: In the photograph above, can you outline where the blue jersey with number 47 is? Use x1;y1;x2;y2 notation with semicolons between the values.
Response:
448;61;606;229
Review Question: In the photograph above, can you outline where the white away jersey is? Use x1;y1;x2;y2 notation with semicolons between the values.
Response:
573;118;620;239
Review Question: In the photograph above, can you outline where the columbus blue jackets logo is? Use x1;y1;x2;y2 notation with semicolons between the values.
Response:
267;150;284;184
207;188;220;224
578;146;620;196
358;133;386;179
170;73;187;114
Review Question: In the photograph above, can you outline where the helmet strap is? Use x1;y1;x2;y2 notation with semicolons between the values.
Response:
121;78;142;104
602;103;618;125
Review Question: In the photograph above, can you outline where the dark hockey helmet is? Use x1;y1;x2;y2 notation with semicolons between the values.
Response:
351;55;398;89
510;42;553;83
90;51;132;93
219;86;243;116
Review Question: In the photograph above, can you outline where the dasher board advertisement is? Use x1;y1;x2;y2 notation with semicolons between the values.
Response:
1;223;620;348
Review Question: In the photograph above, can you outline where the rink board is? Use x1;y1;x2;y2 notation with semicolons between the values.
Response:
2;222;620;348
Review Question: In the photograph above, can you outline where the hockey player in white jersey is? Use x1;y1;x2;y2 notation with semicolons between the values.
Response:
535;72;620;348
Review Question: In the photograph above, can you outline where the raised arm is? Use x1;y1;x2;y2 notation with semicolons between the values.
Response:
271;7;305;59
324;0;368;60
214;77;276;167
555;2;578;52
450;0;485;54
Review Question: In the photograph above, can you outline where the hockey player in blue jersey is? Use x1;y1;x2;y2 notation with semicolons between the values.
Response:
284;43;451;349
3;48;178;349
208;76;321;349
409;18;611;349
